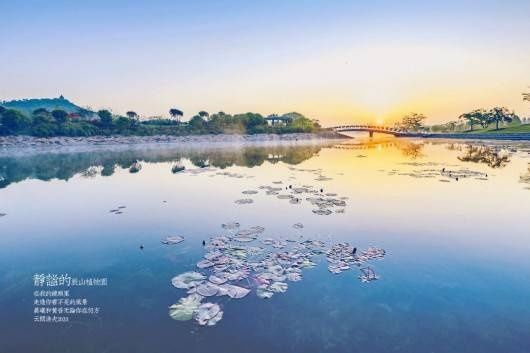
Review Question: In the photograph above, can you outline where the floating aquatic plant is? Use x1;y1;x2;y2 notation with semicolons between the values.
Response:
171;272;206;289
169;223;386;327
161;235;185;245
292;223;304;229
234;198;254;205
169;294;203;321
242;190;258;195
222;222;240;230
194;303;223;326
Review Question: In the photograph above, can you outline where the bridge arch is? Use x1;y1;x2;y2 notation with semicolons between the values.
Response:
330;125;406;137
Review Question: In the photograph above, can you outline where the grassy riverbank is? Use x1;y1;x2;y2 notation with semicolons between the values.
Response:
464;124;530;134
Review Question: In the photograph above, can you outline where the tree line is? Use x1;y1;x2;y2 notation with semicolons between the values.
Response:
395;106;522;133
0;106;321;137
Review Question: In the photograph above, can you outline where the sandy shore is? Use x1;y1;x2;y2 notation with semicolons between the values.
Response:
0;132;349;156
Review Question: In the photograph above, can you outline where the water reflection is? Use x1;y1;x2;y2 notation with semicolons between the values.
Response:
398;141;425;159
331;139;426;159
457;144;510;168
0;144;324;188
2;139;530;353
521;163;530;186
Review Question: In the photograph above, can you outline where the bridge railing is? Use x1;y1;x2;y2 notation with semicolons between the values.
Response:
330;125;410;133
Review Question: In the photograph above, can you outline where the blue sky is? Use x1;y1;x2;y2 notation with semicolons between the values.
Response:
1;0;530;124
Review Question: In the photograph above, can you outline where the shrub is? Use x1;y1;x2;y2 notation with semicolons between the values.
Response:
2;109;32;133
31;123;58;137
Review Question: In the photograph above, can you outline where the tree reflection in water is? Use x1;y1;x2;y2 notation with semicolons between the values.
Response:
0;144;325;189
520;164;530;185
457;144;510;168
397;142;425;159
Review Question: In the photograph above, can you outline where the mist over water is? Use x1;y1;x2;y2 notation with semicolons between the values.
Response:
1;138;530;353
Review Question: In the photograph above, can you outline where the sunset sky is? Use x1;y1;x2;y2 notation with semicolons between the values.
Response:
1;0;530;126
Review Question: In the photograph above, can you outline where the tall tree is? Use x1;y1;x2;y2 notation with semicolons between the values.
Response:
198;111;209;120
472;109;490;128
97;109;113;127
169;108;183;123
488;106;516;130
126;111;139;119
458;110;484;131
396;113;427;131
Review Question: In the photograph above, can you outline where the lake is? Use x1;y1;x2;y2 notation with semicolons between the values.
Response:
1;137;530;353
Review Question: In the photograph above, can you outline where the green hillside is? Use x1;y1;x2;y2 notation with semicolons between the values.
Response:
0;96;86;116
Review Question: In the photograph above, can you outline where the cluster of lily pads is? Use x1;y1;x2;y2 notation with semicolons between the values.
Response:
326;243;385;282
263;183;348;215
233;183;348;215
288;166;335;182
216;171;254;179
168;223;386;327
382;166;489;182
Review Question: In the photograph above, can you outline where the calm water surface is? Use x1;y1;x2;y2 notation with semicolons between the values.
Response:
1;138;530;353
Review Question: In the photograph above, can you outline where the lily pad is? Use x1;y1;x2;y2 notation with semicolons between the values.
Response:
169;294;203;321
292;223;304;229
234;198;254;205
312;209;332;216
194;303;223;326
171;272;206;289
208;274;228;285
196;282;219;297
222;222;240;230
218;284;250;299
269;282;288;293
256;286;274;299
161;235;185;245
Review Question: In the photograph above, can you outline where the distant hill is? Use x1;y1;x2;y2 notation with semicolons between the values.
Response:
0;96;90;116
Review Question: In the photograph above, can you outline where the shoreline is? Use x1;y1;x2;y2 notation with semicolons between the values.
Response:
2;131;530;157
408;132;530;141
0;132;349;156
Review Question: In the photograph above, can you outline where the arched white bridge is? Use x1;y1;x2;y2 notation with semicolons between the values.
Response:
330;124;424;137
